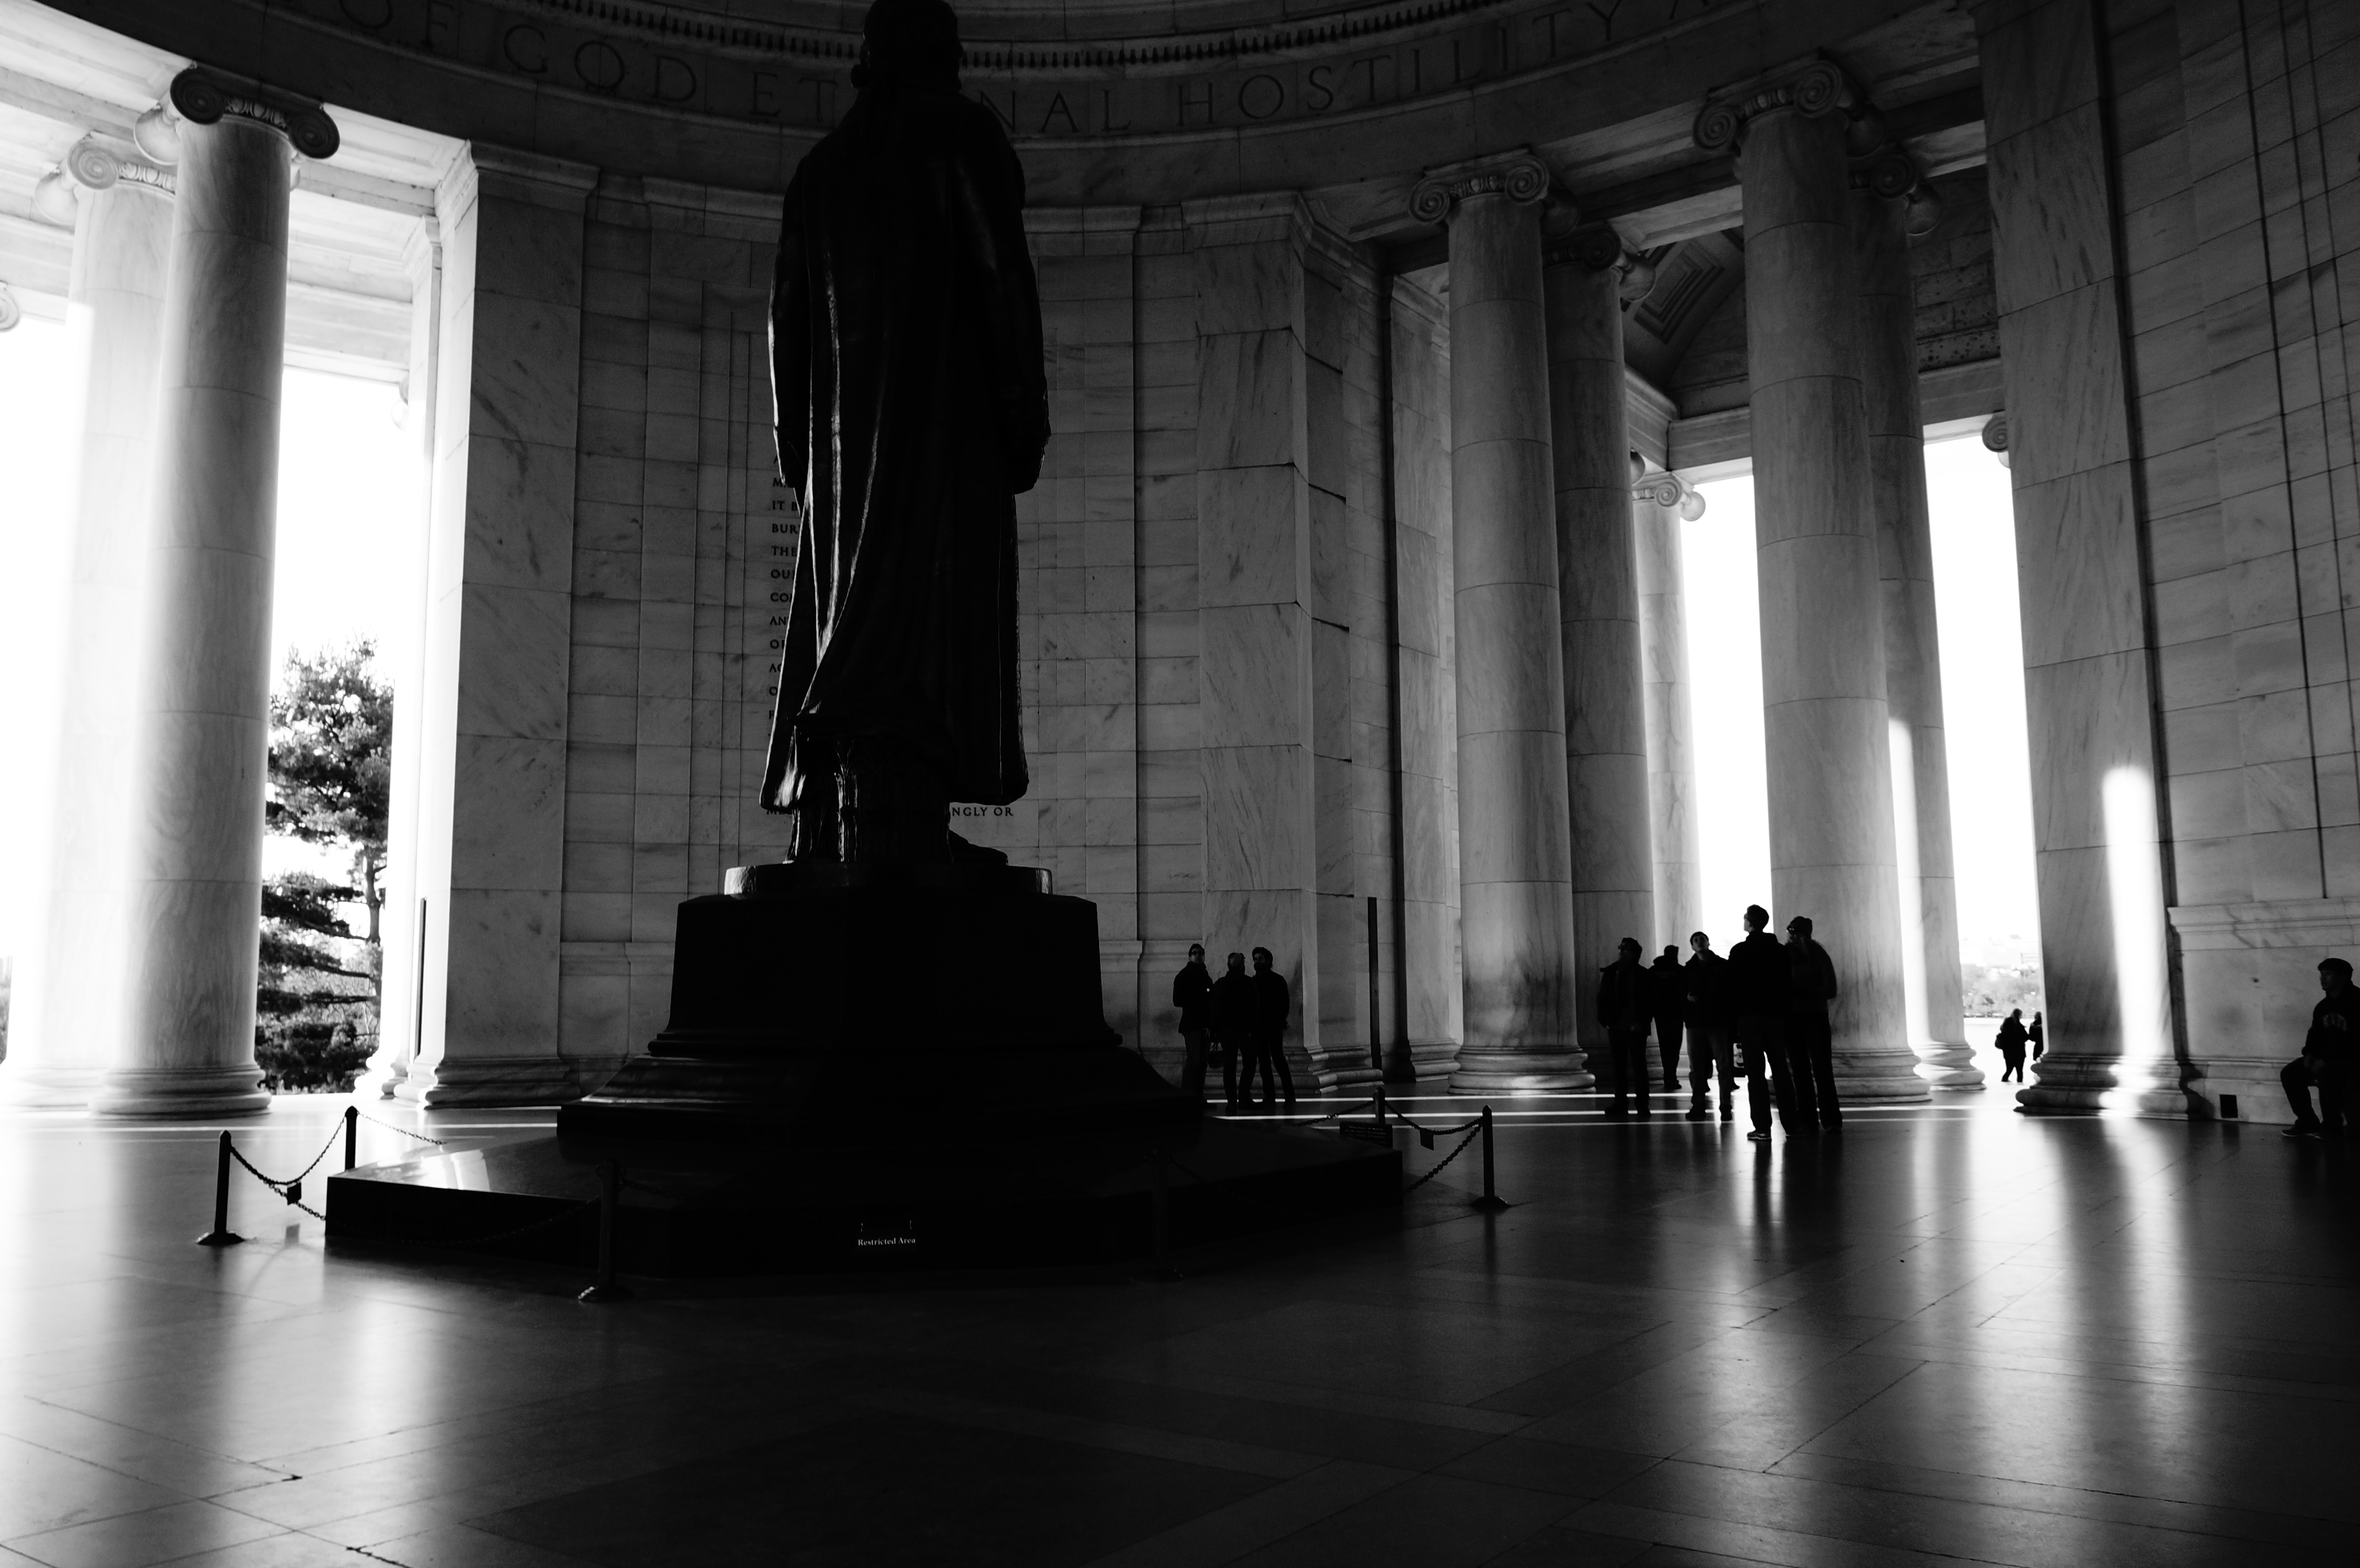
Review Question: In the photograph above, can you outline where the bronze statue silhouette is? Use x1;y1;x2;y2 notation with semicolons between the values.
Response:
760;0;1049;864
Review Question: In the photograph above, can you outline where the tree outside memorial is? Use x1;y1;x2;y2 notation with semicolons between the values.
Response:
257;643;390;1092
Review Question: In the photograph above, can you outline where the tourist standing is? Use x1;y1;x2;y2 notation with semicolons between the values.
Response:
2028;1011;2045;1066
1784;915;1843;1129
1683;931;1736;1121
1172;943;1213;1101
1648;945;1687;1090
1728;905;1815;1139
1248;947;1297;1112
1994;1008;2028;1082
1211;951;1254;1110
1597;937;1654;1119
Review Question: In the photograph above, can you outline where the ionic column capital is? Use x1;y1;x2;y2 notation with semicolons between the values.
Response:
169;67;339;161
64;135;176;199
1848;145;1944;237
1633;468;1707;520
1693;59;1857;154
1409;153;1549;224
1542;221;1660;303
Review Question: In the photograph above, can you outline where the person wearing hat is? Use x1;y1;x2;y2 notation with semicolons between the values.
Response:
2282;956;2357;1139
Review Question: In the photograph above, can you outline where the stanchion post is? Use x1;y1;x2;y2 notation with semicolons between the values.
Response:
343;1106;358;1171
578;1161;633;1303
1375;1082;1387;1127
196;1131;244;1247
1472;1106;1508;1212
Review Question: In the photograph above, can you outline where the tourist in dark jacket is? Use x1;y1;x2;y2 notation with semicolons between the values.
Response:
2283;957;2356;1139
1648;945;1686;1090
1727;905;1815;1138
1247;946;1296;1111
1784;915;1842;1129
1683;931;1736;1121
1172;944;1213;1101
2028;1011;2045;1063
1210;952;1254;1110
1994;1009;2029;1082
1597;937;1653;1119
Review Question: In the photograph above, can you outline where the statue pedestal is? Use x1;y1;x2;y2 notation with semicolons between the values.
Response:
328;861;1400;1274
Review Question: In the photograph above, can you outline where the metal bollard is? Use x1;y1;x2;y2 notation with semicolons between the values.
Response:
578;1161;632;1303
1375;1082;1388;1127
1472;1106;1508;1212
343;1105;358;1171
196;1131;244;1247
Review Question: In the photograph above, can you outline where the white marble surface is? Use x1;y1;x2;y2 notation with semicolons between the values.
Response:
0;182;172;1107
1742;106;1921;1102
1443;185;1583;1089
1634;495;1703;950
93;116;291;1116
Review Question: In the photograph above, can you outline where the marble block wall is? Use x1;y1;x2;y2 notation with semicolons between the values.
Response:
2120;0;2360;1117
555;174;792;1077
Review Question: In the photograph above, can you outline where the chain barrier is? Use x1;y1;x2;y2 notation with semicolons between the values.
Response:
352;1111;448;1147
223;1125;344;1221
1399;1124;1484;1195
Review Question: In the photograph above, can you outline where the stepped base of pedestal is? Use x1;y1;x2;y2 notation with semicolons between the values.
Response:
1912;1043;1987;1088
396;1056;584;1107
325;1119;1401;1276
88;1066;269;1118
1448;1050;1592;1093
1831;1047;1933;1104
2012;1055;2192;1116
0;1064;103;1109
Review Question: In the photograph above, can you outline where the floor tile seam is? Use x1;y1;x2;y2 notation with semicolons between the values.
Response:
6;1396;277;1485
1560;1495;2022;1568
1855;1336;2360;1399
854;1387;1327;1479
1773;1453;2360;1539
1100;1366;1538;1435
1760;1455;2360;1551
1653;1356;1934;1470
0;1494;295;1562
0;1424;236;1507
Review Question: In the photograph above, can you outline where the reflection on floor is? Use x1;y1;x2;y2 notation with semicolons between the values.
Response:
1;1087;2353;1567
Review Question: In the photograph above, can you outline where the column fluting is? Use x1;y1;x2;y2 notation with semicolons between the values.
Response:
1852;165;1980;1088
1699;67;1927;1102
1544;225;1656;1058
91;72;339;1117
1;148;174;1107
1412;157;1586;1092
1634;480;1704;951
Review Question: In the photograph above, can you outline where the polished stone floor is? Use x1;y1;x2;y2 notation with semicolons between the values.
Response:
0;1085;2354;1567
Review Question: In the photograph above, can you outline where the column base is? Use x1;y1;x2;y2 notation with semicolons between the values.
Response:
397;1054;583;1107
89;1066;270;1118
2012;1053;2192;1116
1830;1047;1932;1103
1448;1049;1592;1093
1911;1042;1986;1088
0;1064;104;1109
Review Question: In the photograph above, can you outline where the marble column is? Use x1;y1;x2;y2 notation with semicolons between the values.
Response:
89;72;339;1117
0;141;174;1108
1544;225;1654;1057
1411;157;1585;1092
1633;478;1704;950
1697;67;1925;1102
1852;164;1980;1088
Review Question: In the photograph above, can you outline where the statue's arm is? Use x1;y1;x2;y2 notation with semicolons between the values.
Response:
770;177;811;499
956;120;1050;493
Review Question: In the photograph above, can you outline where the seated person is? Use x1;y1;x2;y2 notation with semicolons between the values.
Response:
2282;956;2356;1139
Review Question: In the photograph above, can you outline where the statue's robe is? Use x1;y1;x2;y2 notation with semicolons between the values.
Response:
761;80;1048;815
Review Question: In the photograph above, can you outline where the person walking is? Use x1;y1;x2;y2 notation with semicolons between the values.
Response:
1597;937;1654;1119
2282;956;2356;1139
2028;1011;2045;1067
1994;1008;2029;1082
1784;915;1843;1129
1210;951;1254;1111
1172;943;1214;1101
1728;905;1816;1139
1648;944;1687;1090
1683;931;1736;1121
1247;946;1297;1112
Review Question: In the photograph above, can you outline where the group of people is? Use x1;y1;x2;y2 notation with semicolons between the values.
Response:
1596;906;1846;1140
1170;946;1296;1113
1992;1008;2045;1081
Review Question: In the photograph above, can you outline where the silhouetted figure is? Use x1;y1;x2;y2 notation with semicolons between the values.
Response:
2028;1011;2045;1064
1248;947;1296;1111
2283;956;2356;1139
761;0;1048;862
1210;951;1254;1110
1784;915;1843;1129
1597;937;1653;1119
1683;931;1736;1120
1994;1008;2029;1083
1649;945;1686;1090
1728;904;1816;1139
1173;943;1213;1101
